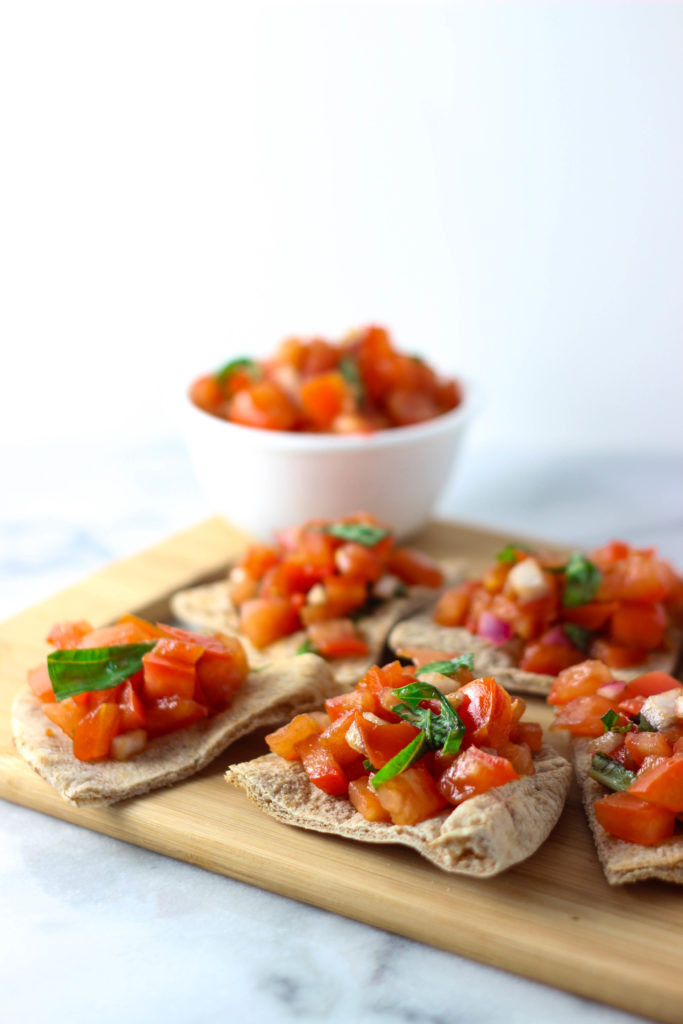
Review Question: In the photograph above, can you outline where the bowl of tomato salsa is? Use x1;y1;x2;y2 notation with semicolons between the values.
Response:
185;326;476;538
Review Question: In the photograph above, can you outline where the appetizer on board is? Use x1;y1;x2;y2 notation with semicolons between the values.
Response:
172;513;464;690
390;540;682;697
190;325;462;434
12;616;336;805
227;656;571;876
549;660;683;885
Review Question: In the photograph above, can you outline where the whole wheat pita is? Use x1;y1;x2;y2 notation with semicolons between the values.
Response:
571;738;683;885
226;743;571;877
12;654;336;807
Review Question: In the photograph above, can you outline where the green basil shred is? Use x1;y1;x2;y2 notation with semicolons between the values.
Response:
589;753;636;792
371;680;465;789
47;642;157;701
563;623;594;652
562;553;602;607
324;522;390;547
215;357;261;385
415;653;475;678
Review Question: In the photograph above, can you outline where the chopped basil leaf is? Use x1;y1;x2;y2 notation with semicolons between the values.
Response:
496;543;530;565
324;522;390;547
370;732;427;789
563;624;594;652
601;709;619;732
362;758;374;771
562;553;602;608
47;643;156;701
392;681;465;757
296;638;316;656
215;357;261;385
415;653;475;678
637;713;656;733
339;355;365;405
589;753;636;792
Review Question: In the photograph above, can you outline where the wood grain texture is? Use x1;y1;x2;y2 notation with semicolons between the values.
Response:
1;517;681;1024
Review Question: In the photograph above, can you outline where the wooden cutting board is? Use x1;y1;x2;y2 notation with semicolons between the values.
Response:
1;517;681;1024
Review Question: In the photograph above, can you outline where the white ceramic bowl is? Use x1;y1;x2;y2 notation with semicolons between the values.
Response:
184;380;477;540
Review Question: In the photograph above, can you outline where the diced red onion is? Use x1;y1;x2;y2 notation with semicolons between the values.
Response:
540;626;573;649
477;611;512;645
597;681;627;701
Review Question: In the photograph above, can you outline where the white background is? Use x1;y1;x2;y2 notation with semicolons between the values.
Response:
1;0;682;458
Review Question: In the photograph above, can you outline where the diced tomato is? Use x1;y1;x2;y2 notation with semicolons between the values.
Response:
240;544;280;580
300;372;349;429
324;688;376;721
227;569;258;605
438;745;519;806
116;615;165;640
548;660;615;705
295;734;349;796
259;561;311;599
306;618;369;659
72;703;120;761
27;664;55;703
388;547;443;588
629;754;683;812
118;679;146;731
334;543;383;583
617;696;646;717
348;776;391;822
301;338;339;376
190;374;225;414
550;694;617;737
623;672;683;699
482;563;510;594
144;697;208;737
281;531;337;584
598;554;674;603
560;602;614;631
432;583;475;626
591;540;631;567
356;716;421;770
610;602;667;650
593;792;676;845
624;731;673;767
266;712;328;760
229;381;299;431
155;629;249;709
499;741;535;776
510;720;543;752
239;597;300;648
318;710;360;766
375;765;448;825
589;639;649;669
42;698;86;739
79;622;151;648
456;677;514;750
519;641;582;675
142;639;202;701
46;620;94;649
300;576;367;624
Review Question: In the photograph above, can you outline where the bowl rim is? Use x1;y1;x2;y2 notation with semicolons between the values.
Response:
186;377;479;452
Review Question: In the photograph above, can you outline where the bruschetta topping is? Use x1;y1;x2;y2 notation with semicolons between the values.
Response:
433;540;682;676
28;618;249;762
549;660;683;845
265;656;544;827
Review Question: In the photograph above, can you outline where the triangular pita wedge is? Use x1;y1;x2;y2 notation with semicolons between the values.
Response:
389;613;681;697
226;743;571;877
571;738;683;885
11;654;336;807
171;558;467;691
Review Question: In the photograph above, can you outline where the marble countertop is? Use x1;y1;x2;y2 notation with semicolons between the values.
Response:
3;437;681;1024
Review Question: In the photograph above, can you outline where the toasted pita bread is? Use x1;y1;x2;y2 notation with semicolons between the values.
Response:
571;738;683;885
389;613;681;697
11;654;336;807
226;743;571;876
171;558;467;691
